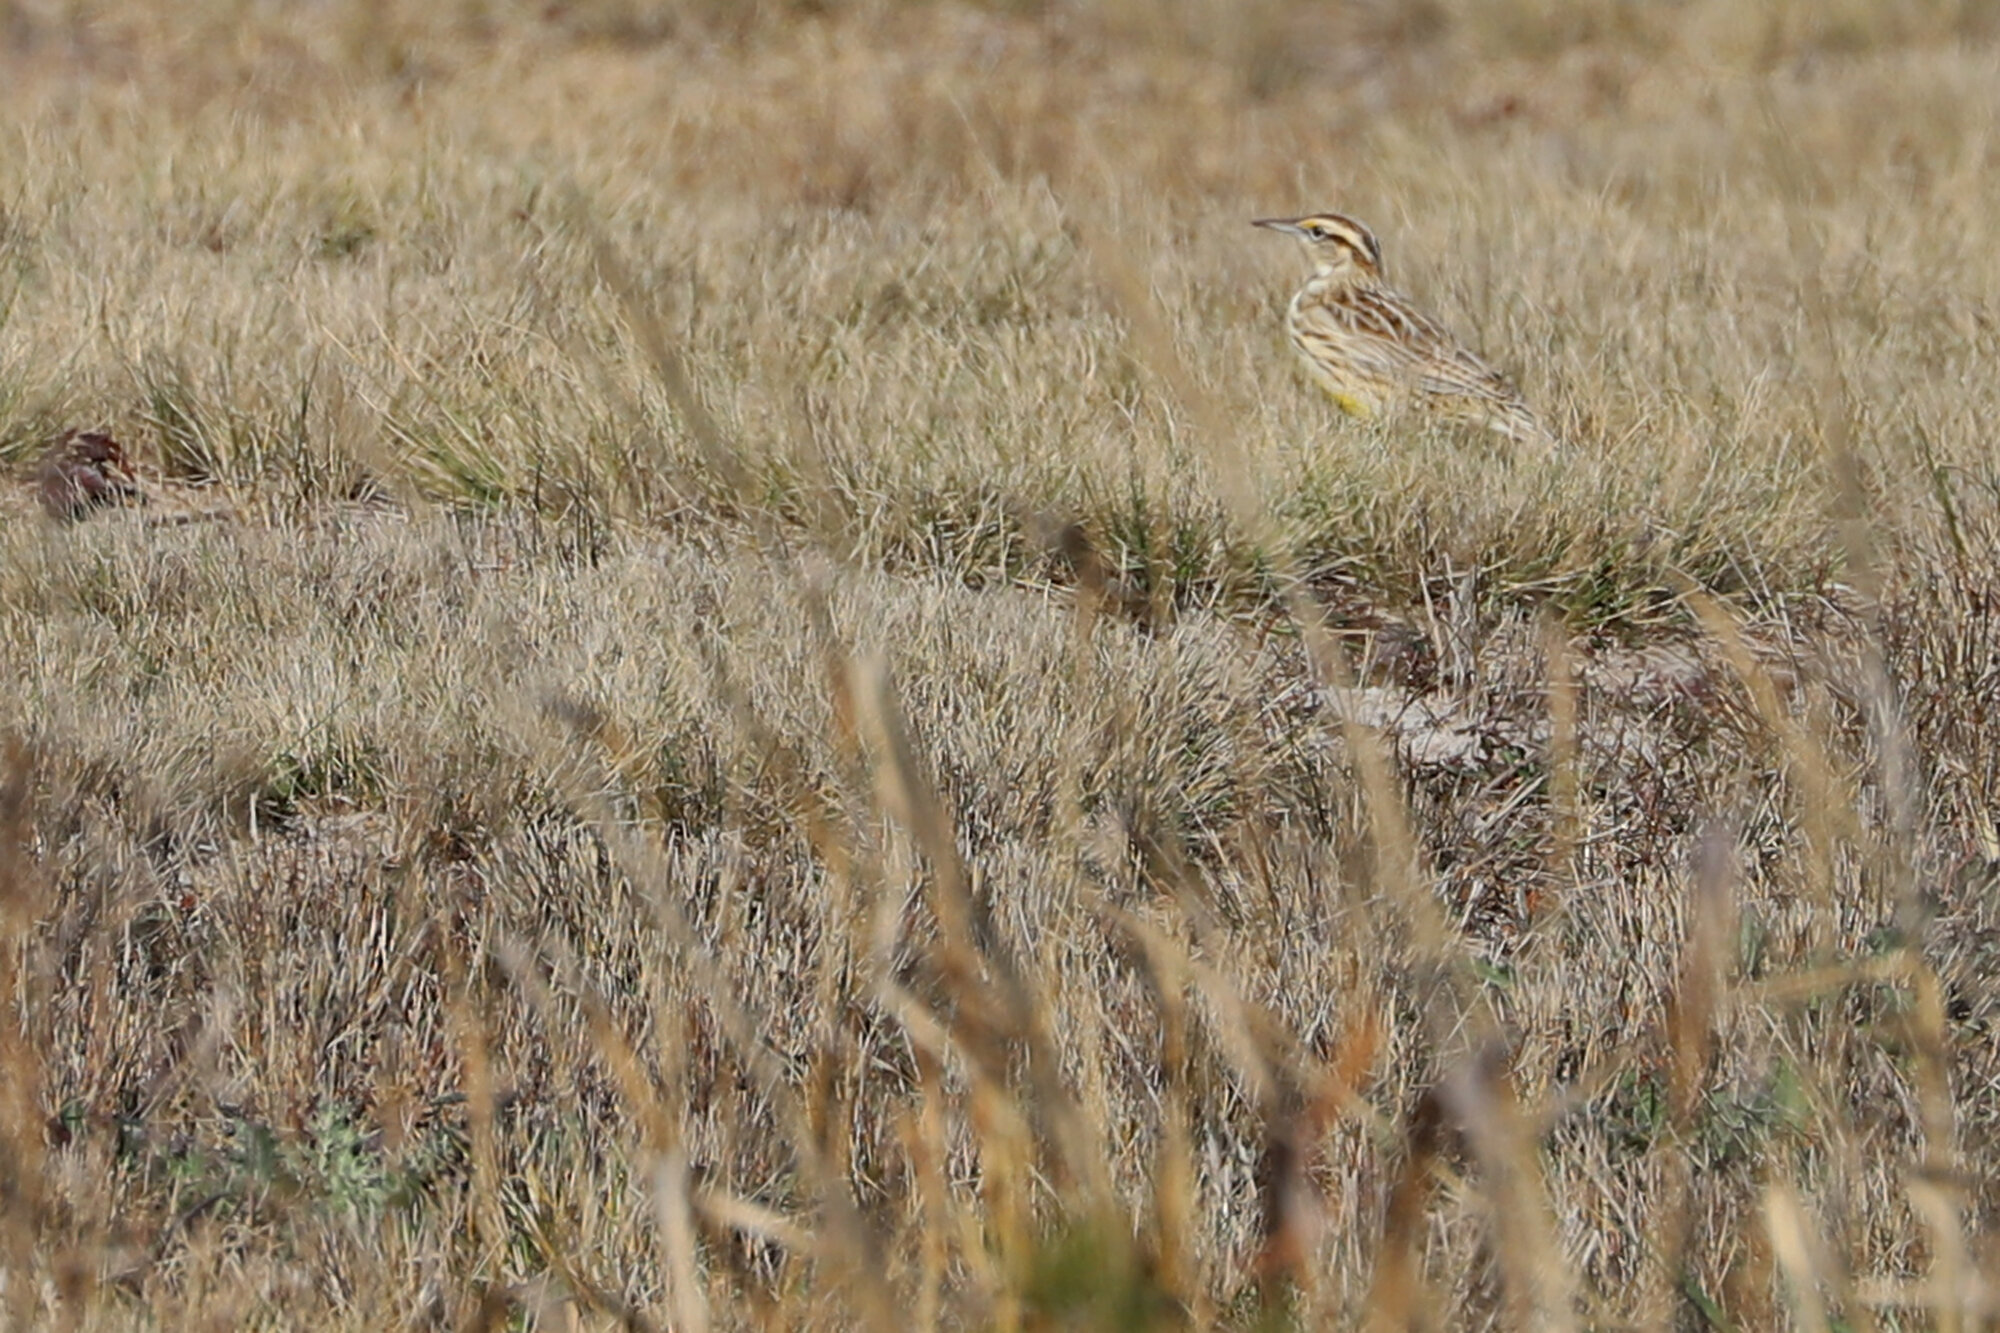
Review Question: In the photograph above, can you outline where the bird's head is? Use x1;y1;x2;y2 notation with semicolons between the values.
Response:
1253;212;1383;282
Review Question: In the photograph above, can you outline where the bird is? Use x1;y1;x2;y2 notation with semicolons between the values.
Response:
1253;212;1553;448
36;430;142;520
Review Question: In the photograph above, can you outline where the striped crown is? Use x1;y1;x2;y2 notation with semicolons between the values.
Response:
1252;212;1384;276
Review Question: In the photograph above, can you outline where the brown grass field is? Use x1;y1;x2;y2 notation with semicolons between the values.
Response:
4;0;2000;1326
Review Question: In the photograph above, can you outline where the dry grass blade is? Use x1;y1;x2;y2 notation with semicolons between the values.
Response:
1441;1044;1579;1332
538;710;898;1327
653;1148;712;1333
586;224;752;505
850;653;1115;1215
1763;88;1972;1333
1541;612;1582;908
0;741;53;1320
1687;587;1848;943
1644;822;1738;1332
1764;1183;1834;1333
1364;1086;1448;1332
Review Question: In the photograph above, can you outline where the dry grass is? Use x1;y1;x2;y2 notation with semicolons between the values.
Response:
4;0;2000;1326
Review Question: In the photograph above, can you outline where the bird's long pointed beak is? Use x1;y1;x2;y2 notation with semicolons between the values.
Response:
1252;217;1305;237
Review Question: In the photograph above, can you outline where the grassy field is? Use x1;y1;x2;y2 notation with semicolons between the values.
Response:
5;0;2000;1326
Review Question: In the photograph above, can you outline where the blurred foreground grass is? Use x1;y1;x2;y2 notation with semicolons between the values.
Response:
4;1;2000;1327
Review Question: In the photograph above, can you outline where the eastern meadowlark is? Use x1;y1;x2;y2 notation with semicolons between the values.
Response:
1254;212;1553;448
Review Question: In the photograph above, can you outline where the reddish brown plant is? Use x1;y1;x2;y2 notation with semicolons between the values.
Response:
36;431;141;521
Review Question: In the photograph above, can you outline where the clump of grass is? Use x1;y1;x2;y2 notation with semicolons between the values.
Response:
1;1;1998;1327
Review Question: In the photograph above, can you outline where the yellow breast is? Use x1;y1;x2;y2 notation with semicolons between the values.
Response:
1304;363;1380;418
1326;389;1373;419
